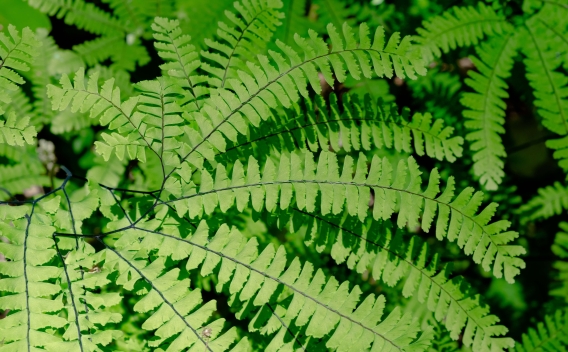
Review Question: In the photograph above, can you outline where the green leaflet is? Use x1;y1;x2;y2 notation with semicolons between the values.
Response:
551;222;568;303
521;10;568;176
414;3;512;63
101;242;241;351
169;21;425;177
288;209;514;351
201;0;284;89
24;0;150;71
222;93;463;163
73;35;150;72
169;151;525;283
102;219;433;351
0;187;113;352
461;33;518;190
0;112;36;146
0;161;49;200
0;25;41;112
518;182;568;223
47;71;191;168
152;17;209;111
522;17;568;136
0;25;40;146
513;308;568;352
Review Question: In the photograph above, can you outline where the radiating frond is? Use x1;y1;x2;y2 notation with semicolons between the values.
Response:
0;162;48;199
551;222;568;303
0;202;67;351
93;219;433;351
0;112;37;146
170;22;425;175
415;3;512;63
24;0;129;36
284;209;515;352
0;25;40;146
169;152;525;283
0;189;112;351
47;69;154;163
522;17;568;136
461;33;518;190
152;17;209;110
518;182;568;223
514;309;568;352
73;35;150;71
223;93;463;163
201;0;284;89
272;0;313;45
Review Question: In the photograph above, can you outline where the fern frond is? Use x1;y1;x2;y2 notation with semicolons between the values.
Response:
0;25;41;115
46;66;132;135
100;0;146;34
50;110;91;134
522;18;568;136
527;3;568;70
272;0;313;45
415;3;512;63
73;35;150;71
176;0;237;48
171;22;425;174
24;0;129;36
1;89;33;126
0;112;37;146
201;0;284;89
461;34;518;190
521;13;568;175
152;17;209;111
0;183;123;351
47;186;126;351
85;153;127;188
134;0;177;21
514;309;568;352
46;69;156;163
1;84;35;139
99;240;242;351
546;135;568;176
95;219;432;351
96;78;186;168
53;241;124;351
0;202;68;351
518;181;568;222
0;144;38;164
313;0;358;30
29;28;58;129
551;222;568;303
225;93;463;162
169;152;525;282
426;316;460;352
0;193;105;351
286;209;515;352
0;162;48;199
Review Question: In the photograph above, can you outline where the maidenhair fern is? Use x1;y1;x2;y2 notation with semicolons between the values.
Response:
0;1;566;352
